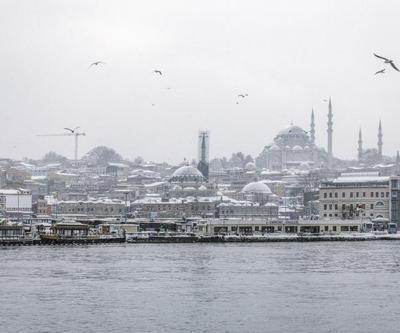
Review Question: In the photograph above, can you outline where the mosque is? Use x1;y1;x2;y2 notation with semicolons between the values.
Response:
256;99;333;170
256;99;385;170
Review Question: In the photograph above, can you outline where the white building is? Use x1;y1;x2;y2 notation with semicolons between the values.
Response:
0;189;33;216
319;172;390;220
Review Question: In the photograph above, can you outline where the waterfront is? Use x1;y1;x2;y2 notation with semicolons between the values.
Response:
1;243;400;333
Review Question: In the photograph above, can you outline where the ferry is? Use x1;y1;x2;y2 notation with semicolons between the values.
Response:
39;221;125;244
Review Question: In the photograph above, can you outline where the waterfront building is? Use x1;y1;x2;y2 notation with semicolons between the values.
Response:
194;218;364;236
217;202;278;219
0;189;32;217
53;198;126;218
389;176;400;228
319;172;390;220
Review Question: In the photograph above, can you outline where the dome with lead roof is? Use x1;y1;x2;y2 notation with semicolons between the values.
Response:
242;181;272;194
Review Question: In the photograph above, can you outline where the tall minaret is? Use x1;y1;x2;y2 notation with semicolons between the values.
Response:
396;151;400;175
327;97;333;168
310;108;315;146
358;128;363;162
378;120;383;161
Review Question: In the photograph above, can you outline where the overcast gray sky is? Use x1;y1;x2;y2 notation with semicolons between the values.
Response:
1;0;400;164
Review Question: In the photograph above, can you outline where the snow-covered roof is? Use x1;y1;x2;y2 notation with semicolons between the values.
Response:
242;181;272;194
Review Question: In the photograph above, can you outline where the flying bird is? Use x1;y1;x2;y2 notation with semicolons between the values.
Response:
88;61;105;69
375;68;386;75
238;94;248;98
373;53;399;71
153;70;162;76
64;127;80;133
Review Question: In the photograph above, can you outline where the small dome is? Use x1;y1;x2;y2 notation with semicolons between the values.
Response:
170;165;204;182
245;162;256;171
198;185;207;191
242;181;272;194
269;144;280;151
292;145;303;151
304;145;310;150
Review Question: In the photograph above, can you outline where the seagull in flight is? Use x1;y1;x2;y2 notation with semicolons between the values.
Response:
373;53;399;71
153;70;162;76
375;68;386;75
64;126;80;133
88;61;106;69
238;94;248;98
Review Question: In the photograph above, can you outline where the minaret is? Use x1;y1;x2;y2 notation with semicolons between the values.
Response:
327;97;333;168
378;120;383;161
358;128;363;162
396;151;400;175
310;108;315;146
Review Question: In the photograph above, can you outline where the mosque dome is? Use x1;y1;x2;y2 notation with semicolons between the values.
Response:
292;145;303;151
278;125;307;136
170;165;204;182
242;181;272;194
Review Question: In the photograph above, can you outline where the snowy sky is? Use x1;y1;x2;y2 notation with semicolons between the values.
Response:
1;0;400;164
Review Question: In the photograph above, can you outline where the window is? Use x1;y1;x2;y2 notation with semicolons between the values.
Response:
334;192;338;198
342;192;346;198
370;204;374;209
324;193;327;198
329;214;332;217
386;192;389;197
356;192;359;198
363;192;366;197
381;192;384;198
329;204;332;210
329;193;332;198
335;204;338;210
333;226;337;232
323;214;327;217
376;192;379;198
324;226;329;231
342;204;346;210
371;192;374;197
376;202;384;206
324;204;327;210
350;192;353;198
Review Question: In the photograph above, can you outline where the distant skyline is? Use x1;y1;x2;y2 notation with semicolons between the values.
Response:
1;0;400;164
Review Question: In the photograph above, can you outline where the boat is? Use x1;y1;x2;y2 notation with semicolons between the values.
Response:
39;221;125;244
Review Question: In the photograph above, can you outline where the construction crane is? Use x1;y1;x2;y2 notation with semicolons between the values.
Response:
37;127;86;164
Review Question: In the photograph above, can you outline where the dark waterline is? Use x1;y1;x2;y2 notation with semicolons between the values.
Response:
1;242;400;333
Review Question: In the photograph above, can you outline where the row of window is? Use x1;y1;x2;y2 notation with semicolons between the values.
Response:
323;213;383;218
323;191;389;199
323;202;384;211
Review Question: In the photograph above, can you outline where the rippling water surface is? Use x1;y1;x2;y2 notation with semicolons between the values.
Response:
1;242;400;333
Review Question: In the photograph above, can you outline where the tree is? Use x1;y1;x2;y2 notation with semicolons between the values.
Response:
133;156;145;165
83;146;123;165
41;151;68;164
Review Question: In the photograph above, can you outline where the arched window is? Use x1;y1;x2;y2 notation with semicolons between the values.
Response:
376;201;384;207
